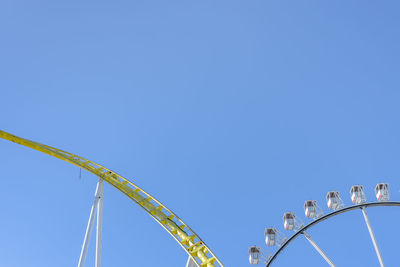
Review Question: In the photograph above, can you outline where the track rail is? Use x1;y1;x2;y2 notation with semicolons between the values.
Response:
267;201;400;266
0;130;223;267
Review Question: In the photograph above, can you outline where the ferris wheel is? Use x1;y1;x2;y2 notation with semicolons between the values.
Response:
0;130;223;267
248;183;399;267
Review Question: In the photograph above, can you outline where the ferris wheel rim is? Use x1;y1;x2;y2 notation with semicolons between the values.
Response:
266;201;400;266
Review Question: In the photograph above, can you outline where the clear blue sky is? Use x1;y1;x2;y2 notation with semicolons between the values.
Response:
1;1;400;266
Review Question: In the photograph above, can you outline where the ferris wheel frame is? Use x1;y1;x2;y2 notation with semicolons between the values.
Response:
266;201;400;266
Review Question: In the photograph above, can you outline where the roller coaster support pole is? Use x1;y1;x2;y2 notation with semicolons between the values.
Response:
95;179;104;267
78;179;104;267
303;231;336;267
361;207;385;267
186;256;198;267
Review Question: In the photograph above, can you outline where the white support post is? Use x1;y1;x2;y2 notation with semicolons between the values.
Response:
77;179;104;267
186;256;199;267
303;231;336;267
95;179;104;267
361;207;385;267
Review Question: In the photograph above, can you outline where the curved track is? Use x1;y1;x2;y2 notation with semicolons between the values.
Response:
0;130;223;267
267;201;400;266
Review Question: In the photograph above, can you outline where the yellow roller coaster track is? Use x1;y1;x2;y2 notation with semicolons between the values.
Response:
0;130;223;267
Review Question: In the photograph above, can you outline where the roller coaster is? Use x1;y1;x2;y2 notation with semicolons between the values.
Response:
0;130;223;267
4;129;396;267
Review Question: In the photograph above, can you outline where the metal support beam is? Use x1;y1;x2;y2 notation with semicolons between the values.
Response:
96;179;104;267
303;231;336;267
77;179;104;267
361;207;385;267
186;256;199;267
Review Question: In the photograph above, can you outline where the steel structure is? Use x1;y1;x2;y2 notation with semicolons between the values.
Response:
78;179;104;267
265;201;400;266
249;182;397;267
0;130;223;267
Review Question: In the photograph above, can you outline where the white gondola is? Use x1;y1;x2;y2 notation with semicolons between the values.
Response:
248;246;261;265
350;185;366;204
326;191;344;210
264;228;277;246
283;212;296;231
304;200;323;219
375;183;389;201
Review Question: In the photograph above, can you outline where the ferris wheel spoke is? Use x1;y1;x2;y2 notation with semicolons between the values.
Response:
361;207;385;267
302;231;336;267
